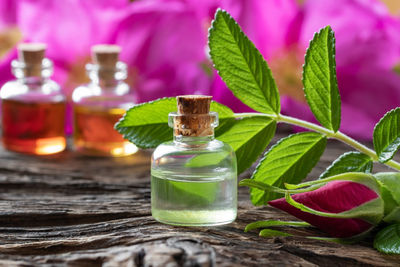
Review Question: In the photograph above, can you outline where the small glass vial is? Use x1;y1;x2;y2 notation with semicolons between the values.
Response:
72;45;138;156
0;43;66;155
151;95;237;226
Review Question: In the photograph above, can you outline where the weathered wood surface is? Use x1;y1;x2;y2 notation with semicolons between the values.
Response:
0;128;399;267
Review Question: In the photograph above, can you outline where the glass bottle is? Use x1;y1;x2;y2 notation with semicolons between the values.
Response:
72;45;137;157
151;95;237;226
0;43;66;155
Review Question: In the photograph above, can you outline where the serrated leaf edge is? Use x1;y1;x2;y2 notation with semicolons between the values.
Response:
302;26;341;132
373;107;400;163
374;223;400;254
319;151;373;179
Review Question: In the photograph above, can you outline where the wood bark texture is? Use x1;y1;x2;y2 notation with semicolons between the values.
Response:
0;129;399;266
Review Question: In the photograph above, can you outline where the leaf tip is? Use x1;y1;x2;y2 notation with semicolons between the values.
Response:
210;8;228;27
284;183;296;189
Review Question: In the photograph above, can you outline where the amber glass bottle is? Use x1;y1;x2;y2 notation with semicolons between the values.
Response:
0;43;66;155
72;45;137;156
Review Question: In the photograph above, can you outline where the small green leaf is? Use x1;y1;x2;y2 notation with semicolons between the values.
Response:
374;224;400;254
370;173;399;222
320;152;373;178
250;132;327;205
374;172;400;204
115;98;235;149
218;117;276;173
384;207;400;224
307;230;372;244
259;229;292;237
245;220;310;232
302;26;341;132
208;9;280;114
373;108;400;163
115;98;175;149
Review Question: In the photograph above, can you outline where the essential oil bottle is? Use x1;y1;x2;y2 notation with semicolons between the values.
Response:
0;43;66;155
72;45;137;157
151;95;237;226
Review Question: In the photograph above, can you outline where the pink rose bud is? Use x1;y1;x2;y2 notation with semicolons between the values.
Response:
269;180;379;238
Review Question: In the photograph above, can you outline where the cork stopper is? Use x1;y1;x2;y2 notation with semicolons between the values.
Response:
92;44;120;67
91;44;121;83
174;95;214;137
177;95;212;115
17;43;46;76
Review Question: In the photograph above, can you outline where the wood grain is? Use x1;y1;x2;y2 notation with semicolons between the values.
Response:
0;127;399;266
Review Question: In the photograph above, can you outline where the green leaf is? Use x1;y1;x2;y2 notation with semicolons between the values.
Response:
259;229;292;237
218;117;276;173
302;26;341;132
320;152;373;178
245;220;310;232
115;98;235;149
374;224;400;254
251;222;370;243
374;173;400;222
307;230;372;244
208;9;280;114
115;98;175;149
373;108;400;163
374;172;400;204
250;132;327;205
247;219;371;243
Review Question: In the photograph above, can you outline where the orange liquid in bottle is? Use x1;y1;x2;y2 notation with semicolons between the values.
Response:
2;99;66;155
73;105;137;156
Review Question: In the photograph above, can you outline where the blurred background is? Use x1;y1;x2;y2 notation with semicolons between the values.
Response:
0;0;399;140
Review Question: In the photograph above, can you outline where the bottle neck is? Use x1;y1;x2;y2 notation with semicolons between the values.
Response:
86;61;127;89
93;77;121;88
19;76;48;85
173;134;215;147
12;58;53;83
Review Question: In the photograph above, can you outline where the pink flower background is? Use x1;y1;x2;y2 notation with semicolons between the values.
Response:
0;0;399;139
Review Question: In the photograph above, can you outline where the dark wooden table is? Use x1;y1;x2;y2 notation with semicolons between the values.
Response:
0;128;399;266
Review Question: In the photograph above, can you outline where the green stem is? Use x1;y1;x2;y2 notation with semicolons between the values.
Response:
277;114;334;136
234;112;277;119
233;112;400;171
